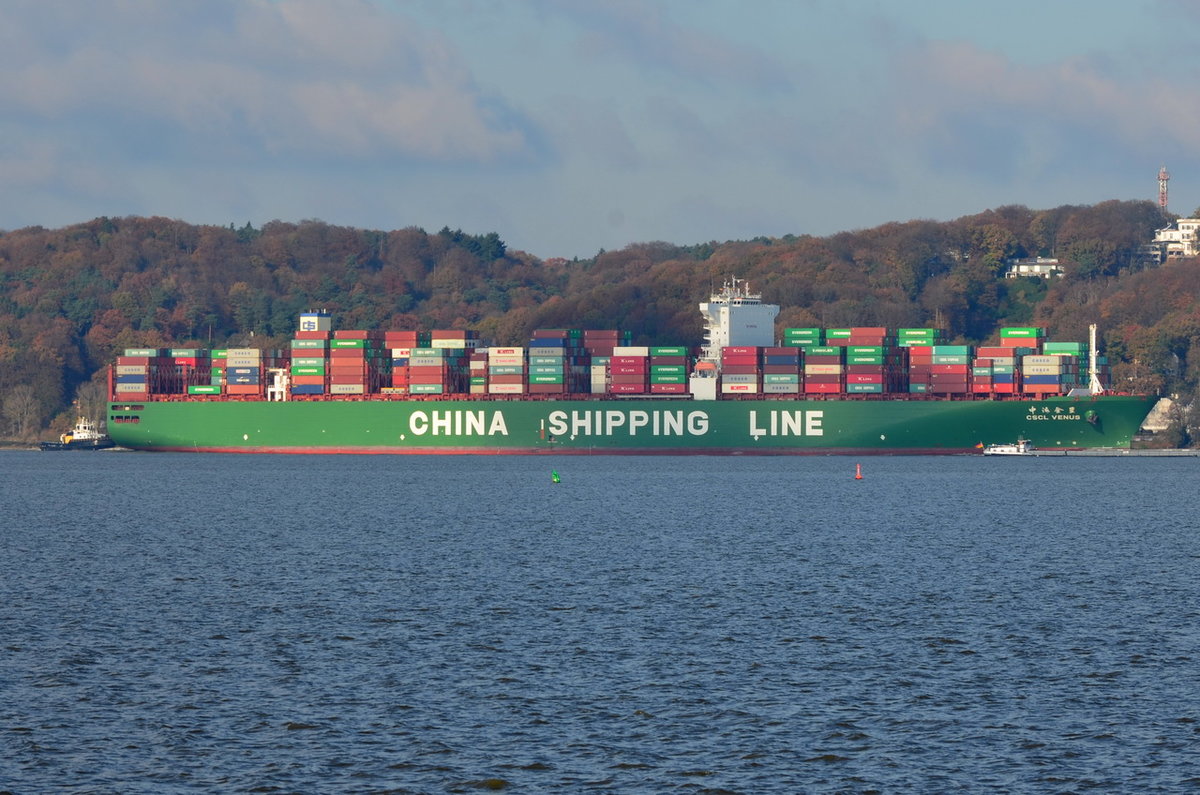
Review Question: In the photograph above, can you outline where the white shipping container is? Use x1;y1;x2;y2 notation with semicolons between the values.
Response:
225;358;262;368
115;365;150;375
613;346;650;356
329;383;365;394
1022;364;1065;376
805;364;844;375
390;348;412;358
721;373;758;384
1022;355;1060;366
762;383;801;394
488;383;527;394
488;354;525;366
115;383;150;392
224;348;262;358
721;383;760;394
488;347;524;356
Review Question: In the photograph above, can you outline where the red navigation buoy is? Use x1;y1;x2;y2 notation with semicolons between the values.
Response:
855;463;863;480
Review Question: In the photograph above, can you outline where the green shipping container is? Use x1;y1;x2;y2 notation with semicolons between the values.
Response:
529;365;565;375
409;383;445;394
489;365;525;376
804;346;844;356
211;349;228;358
931;345;972;355
291;366;326;376
650;346;689;357
170;348;202;358
290;339;326;349
529;374;564;384
124;348;161;357
188;385;222;395
846;383;884;393
826;329;853;339
1000;327;1044;338
649;374;687;384
847;355;885;365
650;364;686;375
763;373;801;384
290;357;326;367
848;346;885;355
932;355;971;365
530;356;565;366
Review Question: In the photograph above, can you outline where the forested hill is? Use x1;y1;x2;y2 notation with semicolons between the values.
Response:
2;199;1199;438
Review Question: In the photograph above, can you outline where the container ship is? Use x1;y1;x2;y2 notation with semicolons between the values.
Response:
105;281;1157;454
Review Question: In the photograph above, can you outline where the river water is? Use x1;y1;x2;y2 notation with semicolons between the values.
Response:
3;451;1200;792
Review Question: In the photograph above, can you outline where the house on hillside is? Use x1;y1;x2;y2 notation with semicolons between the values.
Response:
1005;257;1063;279
1148;218;1200;262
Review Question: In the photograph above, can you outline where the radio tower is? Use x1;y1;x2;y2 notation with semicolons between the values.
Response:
1159;165;1170;214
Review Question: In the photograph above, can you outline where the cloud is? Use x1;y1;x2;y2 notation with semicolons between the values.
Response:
889;38;1200;177
540;0;792;92
0;0;538;164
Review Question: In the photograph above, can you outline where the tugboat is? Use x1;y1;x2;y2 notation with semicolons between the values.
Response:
38;417;116;451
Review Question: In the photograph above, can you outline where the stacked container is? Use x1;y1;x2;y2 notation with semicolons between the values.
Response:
761;346;802;395
114;348;163;400
782;328;822;348
927;345;972;395
290;333;330;396
384;330;425;394
406;345;458;395
225;347;264;397
649;346;689;395
528;329;585;395
610;346;650;394
488;347;526;395
802;345;844;394
583;330;627;394
721;346;760;395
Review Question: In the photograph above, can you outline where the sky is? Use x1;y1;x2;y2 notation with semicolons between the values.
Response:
2;0;1199;259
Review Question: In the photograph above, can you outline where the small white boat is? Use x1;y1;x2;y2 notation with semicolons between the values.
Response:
982;439;1034;456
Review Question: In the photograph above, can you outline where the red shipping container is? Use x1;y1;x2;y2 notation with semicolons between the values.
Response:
530;329;569;339
334;330;371;340
610;356;647;367
993;383;1017;394
291;375;327;386
720;355;759;366
846;373;884;384
970;383;992;393
929;373;969;383
763;347;799;357
586;345;615;356
804;382;842;393
328;348;368;359
908;364;933;374
846;336;889;346
805;374;842;384
722;346;758;356
975;346;1011;357
932;364;970;374
295;330;331;340
116;356;155;366
721;364;759;375
610;374;648;384
649;355;687;365
407;365;447;377
384;333;420;344
762;364;801;374
804;354;844;364
906;346;934;355
908;355;934;366
226;384;262;395
609;383;647;393
488;374;526;385
650;383;688;394
610;364;647;375
846;364;885;374
850;327;888;336
528;383;565;393
929;384;969;394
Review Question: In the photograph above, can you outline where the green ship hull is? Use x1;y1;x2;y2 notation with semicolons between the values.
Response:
107;395;1157;454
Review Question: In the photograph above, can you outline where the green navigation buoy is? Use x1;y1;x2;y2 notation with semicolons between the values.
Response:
552;469;560;483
